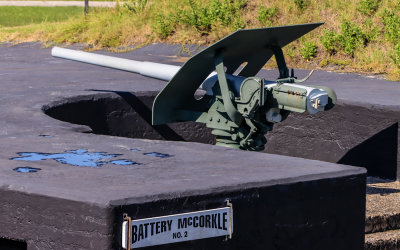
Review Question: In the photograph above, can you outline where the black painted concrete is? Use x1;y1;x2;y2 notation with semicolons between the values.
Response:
0;43;368;249
16;42;398;180
44;89;400;180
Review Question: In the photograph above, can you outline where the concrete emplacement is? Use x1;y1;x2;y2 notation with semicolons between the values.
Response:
2;43;400;249
49;46;399;181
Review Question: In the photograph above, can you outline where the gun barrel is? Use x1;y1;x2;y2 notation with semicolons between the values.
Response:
51;47;180;81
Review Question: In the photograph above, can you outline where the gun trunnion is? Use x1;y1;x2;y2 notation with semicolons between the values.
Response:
52;23;336;151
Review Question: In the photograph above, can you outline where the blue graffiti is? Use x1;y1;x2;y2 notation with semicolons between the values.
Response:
143;152;173;158
12;149;141;167
13;167;41;173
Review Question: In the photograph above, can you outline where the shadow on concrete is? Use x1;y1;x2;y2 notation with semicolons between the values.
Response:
0;238;26;250
44;91;398;179
338;123;398;180
367;176;396;184
44;90;214;143
90;89;185;141
366;186;400;195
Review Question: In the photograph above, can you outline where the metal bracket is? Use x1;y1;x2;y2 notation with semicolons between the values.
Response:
270;45;314;84
214;51;243;125
225;199;233;240
270;45;289;79
123;213;132;249
276;69;314;85
239;118;258;148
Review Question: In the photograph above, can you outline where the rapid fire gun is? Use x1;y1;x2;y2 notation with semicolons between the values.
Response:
52;23;336;151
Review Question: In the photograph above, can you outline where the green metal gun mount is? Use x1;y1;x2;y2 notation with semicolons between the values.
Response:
52;23;336;151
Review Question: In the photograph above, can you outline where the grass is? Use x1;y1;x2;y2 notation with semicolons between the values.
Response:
1;0;400;80
0;6;83;27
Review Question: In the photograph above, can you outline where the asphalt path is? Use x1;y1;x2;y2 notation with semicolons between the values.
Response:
51;43;400;107
0;1;115;7
2;42;399;107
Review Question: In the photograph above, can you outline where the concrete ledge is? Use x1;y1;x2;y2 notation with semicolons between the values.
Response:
0;137;366;248
44;90;399;180
113;173;366;250
267;102;399;180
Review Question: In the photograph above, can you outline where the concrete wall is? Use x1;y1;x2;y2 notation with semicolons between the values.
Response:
267;103;399;180
0;174;366;249
43;91;399;180
112;175;366;250
0;190;113;249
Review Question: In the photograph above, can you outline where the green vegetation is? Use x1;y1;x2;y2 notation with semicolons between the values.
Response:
320;29;341;55
392;44;400;68
321;21;367;57
153;14;174;38
0;6;82;27
155;0;247;34
293;0;309;10
357;0;381;16
301;42;317;60
382;8;400;44
340;21;366;56
258;6;278;26
124;0;148;14
1;0;400;80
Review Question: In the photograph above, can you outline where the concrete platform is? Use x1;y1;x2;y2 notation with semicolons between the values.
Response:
29;42;400;180
0;43;367;249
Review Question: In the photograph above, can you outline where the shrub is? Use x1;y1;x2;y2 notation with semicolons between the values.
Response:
179;0;214;33
124;0;148;14
152;14;174;38
391;43;400;68
151;0;247;36
232;17;245;30
301;42;317;60
294;0;309;10
258;6;278;26
340;21;365;56
176;0;247;34
322;22;370;56
320;29;341;55
362;18;380;42
357;0;380;16
209;0;247;26
382;9;400;44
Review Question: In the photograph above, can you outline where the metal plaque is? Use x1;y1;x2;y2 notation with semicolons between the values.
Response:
122;206;233;249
